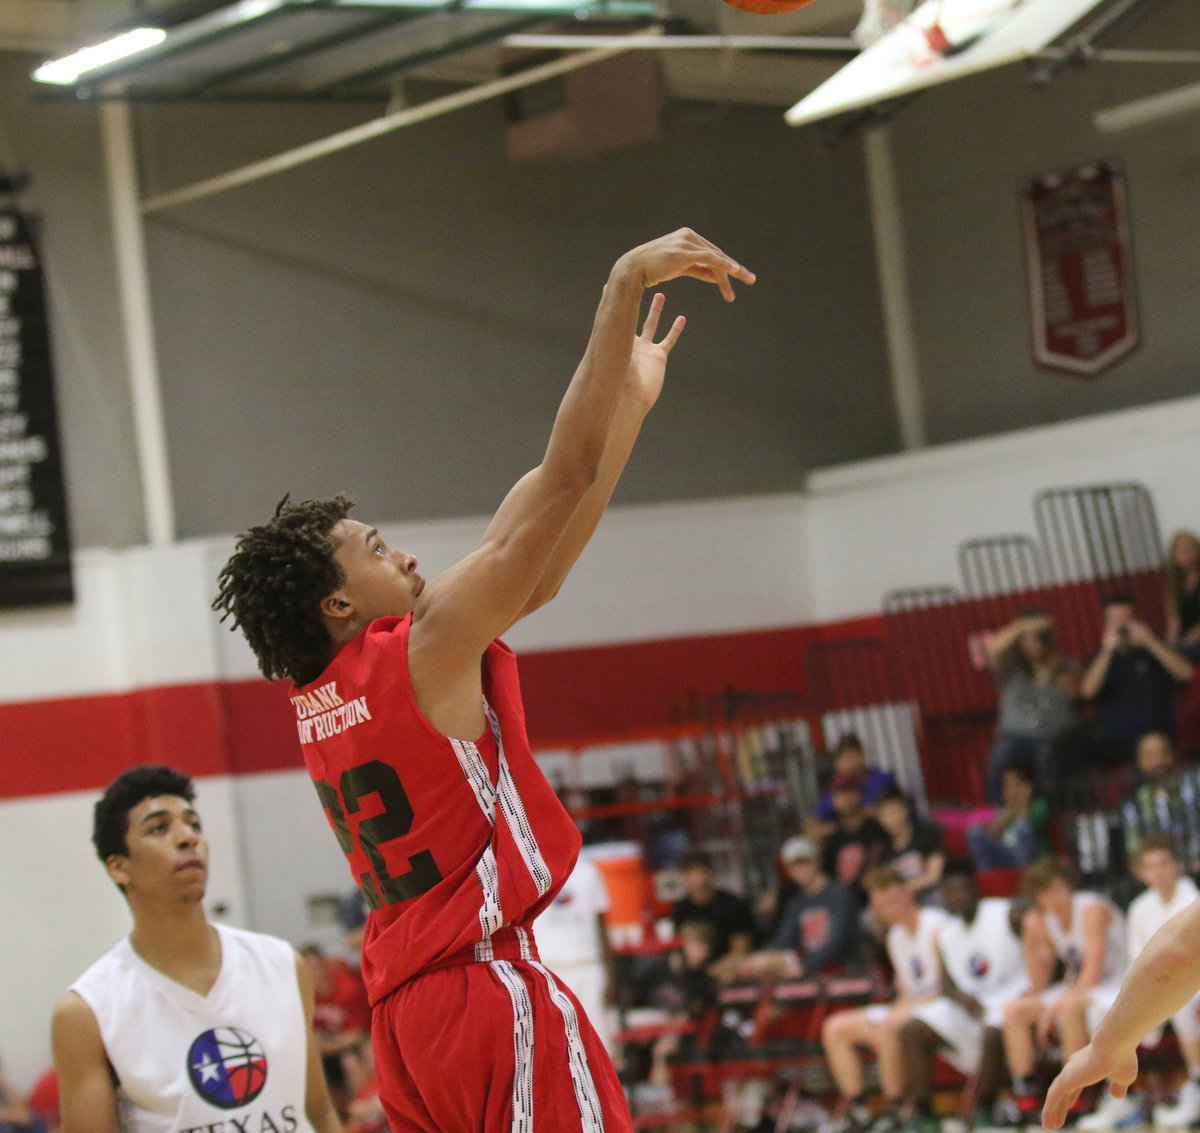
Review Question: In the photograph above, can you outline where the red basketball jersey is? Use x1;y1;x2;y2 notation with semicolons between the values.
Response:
290;615;582;1004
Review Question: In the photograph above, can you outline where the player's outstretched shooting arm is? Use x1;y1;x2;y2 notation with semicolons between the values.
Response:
391;229;752;737
1043;896;1200;1128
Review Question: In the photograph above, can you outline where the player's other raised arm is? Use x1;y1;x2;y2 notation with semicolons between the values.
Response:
412;230;753;662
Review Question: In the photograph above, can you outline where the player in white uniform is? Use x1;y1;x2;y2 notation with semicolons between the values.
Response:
1077;835;1200;1130
820;866;949;1133
532;852;614;1050
51;765;340;1133
896;863;1029;1132
1001;858;1126;1127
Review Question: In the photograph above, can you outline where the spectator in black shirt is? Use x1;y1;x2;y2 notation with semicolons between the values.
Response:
719;835;862;983
670;848;756;963
1080;594;1193;768
820;773;890;901
876;787;945;904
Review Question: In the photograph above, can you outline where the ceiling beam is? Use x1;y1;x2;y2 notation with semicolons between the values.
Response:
140;36;643;212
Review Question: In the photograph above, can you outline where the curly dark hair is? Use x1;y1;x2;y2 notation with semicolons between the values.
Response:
212;494;354;686
93;764;195;863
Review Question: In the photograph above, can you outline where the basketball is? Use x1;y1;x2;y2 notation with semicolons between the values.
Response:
719;0;819;14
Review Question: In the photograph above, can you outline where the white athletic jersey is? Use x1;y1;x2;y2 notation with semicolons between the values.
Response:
887;906;950;1000
535;855;611;970
1044;890;1127;986
1128;876;1200;959
938;898;1028;1010
69;924;315;1133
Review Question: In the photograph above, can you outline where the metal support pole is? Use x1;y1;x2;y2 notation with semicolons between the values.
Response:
100;100;175;545
864;125;925;452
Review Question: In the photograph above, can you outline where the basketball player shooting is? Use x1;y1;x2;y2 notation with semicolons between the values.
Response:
212;229;754;1132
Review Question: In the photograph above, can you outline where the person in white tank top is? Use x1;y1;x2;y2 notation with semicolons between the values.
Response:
819;866;949;1133
50;766;341;1133
897;863;1029;1131
1000;859;1125;1125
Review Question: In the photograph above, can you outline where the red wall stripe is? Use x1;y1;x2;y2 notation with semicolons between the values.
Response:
0;615;886;801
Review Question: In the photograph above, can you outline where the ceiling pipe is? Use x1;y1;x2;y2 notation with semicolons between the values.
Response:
502;33;858;52
140;36;649;213
1094;79;1200;132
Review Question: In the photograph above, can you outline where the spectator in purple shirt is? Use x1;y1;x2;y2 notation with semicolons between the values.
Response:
812;734;899;831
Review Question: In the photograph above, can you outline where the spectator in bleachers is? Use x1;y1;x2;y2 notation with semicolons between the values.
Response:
301;942;372;1119
1122;730;1200;871
1080;594;1193;770
649;919;721;1019
637;923;724;1120
876;788;946;904
967;765;1050;871
337;891;368;968
343;1043;388;1133
1000;859;1127;1128
716;835;862;984
533;853;615;1051
819;867;949;1133
1164;530;1200;661
811;734;899;836
671;849;757;964
820;774;891;904
26;1070;57;1133
0;1056;44;1133
895;863;1029;1133
1120;836;1200;1129
982;609;1081;803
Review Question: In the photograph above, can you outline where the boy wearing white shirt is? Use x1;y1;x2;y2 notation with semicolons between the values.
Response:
1001;858;1126;1128
820;867;949;1133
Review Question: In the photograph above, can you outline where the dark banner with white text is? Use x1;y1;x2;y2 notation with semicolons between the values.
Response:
0;200;73;608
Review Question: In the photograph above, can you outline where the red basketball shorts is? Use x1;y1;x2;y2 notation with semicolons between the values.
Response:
372;957;633;1132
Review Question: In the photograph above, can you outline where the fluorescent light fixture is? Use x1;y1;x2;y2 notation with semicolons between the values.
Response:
33;27;166;84
1094;81;1200;133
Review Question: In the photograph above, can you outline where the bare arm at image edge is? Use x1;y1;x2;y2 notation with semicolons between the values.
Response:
1043;896;1200;1128
51;992;120;1133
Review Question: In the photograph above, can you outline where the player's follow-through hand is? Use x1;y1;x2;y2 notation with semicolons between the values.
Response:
1042;1042;1139;1129
618;228;755;302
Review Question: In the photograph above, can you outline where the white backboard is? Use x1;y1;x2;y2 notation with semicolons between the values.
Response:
785;0;1107;127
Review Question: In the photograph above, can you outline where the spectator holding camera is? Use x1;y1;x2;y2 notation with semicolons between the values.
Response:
982;609;1080;803
1081;595;1193;769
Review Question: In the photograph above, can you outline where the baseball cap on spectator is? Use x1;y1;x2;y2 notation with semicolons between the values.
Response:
780;836;817;863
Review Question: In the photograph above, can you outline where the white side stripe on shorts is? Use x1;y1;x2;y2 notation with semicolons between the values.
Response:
491;961;536;1133
530;961;605;1133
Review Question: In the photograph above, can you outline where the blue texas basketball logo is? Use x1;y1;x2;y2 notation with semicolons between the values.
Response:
187;1028;268;1109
